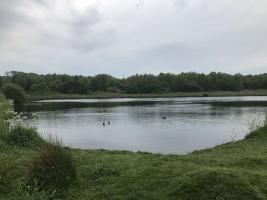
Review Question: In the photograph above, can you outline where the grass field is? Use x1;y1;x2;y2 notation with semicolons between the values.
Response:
1;95;267;199
27;89;267;101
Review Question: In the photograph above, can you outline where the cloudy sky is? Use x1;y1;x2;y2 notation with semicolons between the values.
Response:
0;0;267;77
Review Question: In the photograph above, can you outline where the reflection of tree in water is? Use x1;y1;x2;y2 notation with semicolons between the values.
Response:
24;98;267;127
23;101;160;112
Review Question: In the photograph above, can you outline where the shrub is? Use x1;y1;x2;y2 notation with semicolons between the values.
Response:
168;169;262;200
2;83;26;109
0;96;13;120
29;138;77;191
6;125;44;147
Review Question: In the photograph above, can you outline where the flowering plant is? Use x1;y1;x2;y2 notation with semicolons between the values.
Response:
3;110;40;130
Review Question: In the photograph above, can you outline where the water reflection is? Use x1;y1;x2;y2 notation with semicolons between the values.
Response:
24;96;267;154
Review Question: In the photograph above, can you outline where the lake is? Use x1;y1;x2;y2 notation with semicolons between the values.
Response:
23;96;267;154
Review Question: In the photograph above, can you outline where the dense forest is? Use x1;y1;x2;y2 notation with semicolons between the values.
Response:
0;71;267;95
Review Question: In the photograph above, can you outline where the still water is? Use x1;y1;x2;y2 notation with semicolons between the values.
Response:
24;96;267;154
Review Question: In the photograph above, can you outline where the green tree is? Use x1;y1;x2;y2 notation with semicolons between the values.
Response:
9;71;35;92
181;80;203;92
3;71;267;95
2;83;26;108
30;82;50;94
91;74;112;91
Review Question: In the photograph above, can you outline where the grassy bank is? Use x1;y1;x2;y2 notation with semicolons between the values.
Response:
1;96;267;199
27;89;267;101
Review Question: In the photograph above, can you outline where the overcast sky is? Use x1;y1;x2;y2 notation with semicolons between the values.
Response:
0;0;266;77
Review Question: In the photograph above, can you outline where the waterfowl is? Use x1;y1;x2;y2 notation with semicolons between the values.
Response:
162;116;167;119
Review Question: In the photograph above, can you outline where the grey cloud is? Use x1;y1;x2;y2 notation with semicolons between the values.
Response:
70;8;100;32
172;0;188;8
67;7;115;52
0;0;267;76
0;0;27;31
14;1;115;53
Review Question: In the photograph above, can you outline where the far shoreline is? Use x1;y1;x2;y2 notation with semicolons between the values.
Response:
27;89;267;101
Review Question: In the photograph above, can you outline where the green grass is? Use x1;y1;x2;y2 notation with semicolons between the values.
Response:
0;163;15;197
7;187;54;200
167;169;263;200
0;124;267;199
27;90;267;100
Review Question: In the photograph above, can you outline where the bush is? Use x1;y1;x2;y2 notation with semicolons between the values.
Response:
2;83;26;109
0;96;13;120
6;125;44;147
29;138;77;191
168;169;262;200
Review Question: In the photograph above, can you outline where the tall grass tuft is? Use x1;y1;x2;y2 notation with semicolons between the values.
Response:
0;96;12;141
0;164;14;197
29;137;77;192
6;125;44;147
0;122;9;146
245;116;267;139
7;182;55;200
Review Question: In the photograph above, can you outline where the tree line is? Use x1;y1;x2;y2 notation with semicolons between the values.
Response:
0;71;267;95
